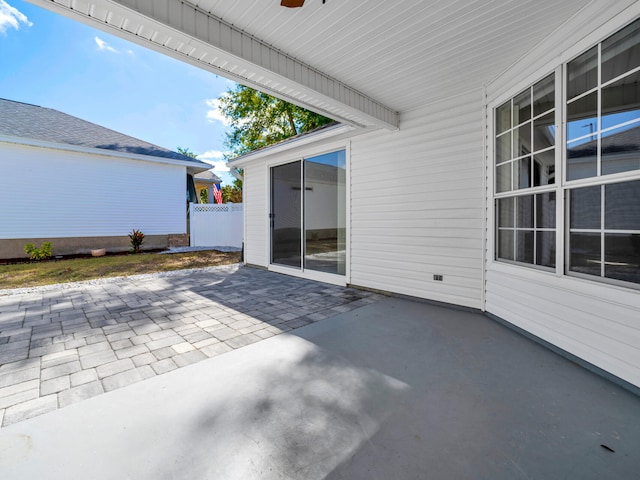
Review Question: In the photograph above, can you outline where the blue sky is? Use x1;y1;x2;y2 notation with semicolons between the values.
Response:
0;0;236;184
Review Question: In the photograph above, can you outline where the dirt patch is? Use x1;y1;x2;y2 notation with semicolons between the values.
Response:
0;250;241;289
0;249;166;266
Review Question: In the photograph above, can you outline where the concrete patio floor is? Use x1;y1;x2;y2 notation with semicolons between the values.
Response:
0;277;639;479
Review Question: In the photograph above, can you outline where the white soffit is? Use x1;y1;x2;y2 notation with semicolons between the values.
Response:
27;0;398;130
28;0;591;127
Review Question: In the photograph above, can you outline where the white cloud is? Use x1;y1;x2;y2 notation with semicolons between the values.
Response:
0;1;32;34
200;150;224;160
205;160;230;173
95;36;119;53
205;98;230;125
199;150;230;173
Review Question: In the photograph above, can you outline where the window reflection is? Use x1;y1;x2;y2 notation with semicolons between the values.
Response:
567;140;597;181
498;230;514;260
304;150;346;275
536;231;556;268
569;181;640;285
533;74;555;116
496;132;511;164
515;123;531;157
514;89;531;124
601;124;640;175
567;46;598;100
533;113;555;151
602;18;640;84
536;192;556;229
567;92;597;142
496;101;511;135
514;156;531;189
570;233;601;277
605;234;640;283
566;90;598;181
570;186;601;229
533;151;555;186
566;22;640;181
602;70;640;130
498;198;514;227
496;163;511;193
517;194;534;228
496;192;556;268
495;73;556;270
605;180;640;230
516;231;534;263
561;21;640;286
271;161;302;268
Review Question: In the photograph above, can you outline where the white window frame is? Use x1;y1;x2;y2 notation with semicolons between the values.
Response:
492;68;562;273
489;16;640;291
562;29;640;290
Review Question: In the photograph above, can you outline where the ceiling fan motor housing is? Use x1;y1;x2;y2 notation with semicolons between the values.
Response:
280;0;305;7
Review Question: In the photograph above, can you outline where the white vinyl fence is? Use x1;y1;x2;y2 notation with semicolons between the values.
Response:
190;203;243;248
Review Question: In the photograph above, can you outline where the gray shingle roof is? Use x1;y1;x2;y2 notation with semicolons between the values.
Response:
194;169;222;183
0;98;203;163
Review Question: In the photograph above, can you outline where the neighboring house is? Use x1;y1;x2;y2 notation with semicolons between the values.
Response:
193;169;222;203
30;1;640;391
0;98;210;258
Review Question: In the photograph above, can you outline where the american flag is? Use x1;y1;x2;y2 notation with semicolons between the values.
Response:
213;184;223;204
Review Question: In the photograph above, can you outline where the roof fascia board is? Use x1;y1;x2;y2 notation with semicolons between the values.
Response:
27;0;399;130
0;134;211;172
229;123;356;166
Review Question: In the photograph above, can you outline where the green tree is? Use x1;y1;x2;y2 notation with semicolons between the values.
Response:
177;146;198;159
222;184;243;203
199;187;209;204
218;85;333;160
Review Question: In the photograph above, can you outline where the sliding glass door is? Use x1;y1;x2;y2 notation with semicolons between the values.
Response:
270;150;346;277
304;151;346;275
271;161;302;268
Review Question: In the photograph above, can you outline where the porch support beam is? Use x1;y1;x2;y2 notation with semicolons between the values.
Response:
27;0;399;130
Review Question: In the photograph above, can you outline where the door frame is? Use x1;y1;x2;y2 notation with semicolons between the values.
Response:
265;140;351;286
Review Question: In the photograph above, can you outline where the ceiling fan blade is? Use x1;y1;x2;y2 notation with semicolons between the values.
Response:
281;0;305;7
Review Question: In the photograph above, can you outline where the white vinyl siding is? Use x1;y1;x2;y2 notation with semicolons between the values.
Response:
0;143;185;238
243;162;269;267
486;266;640;386
350;90;485;309
486;4;640;388
238;91;485;308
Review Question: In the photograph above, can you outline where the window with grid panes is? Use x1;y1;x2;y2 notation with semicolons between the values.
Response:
566;18;640;285
495;74;557;268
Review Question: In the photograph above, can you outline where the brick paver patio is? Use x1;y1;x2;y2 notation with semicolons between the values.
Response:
0;265;382;427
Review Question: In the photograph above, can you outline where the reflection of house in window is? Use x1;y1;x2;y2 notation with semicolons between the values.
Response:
568;181;640;285
304;161;345;243
533;121;556;185
533;151;555;185
567;123;640;178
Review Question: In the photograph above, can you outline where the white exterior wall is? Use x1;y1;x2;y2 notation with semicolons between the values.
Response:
485;2;640;388
350;91;485;309
243;162;269;267
0;142;186;238
240;92;485;307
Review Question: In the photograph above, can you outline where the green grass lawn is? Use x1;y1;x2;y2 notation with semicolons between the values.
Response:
0;250;241;290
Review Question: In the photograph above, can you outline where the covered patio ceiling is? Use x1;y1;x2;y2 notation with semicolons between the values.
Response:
29;0;594;129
